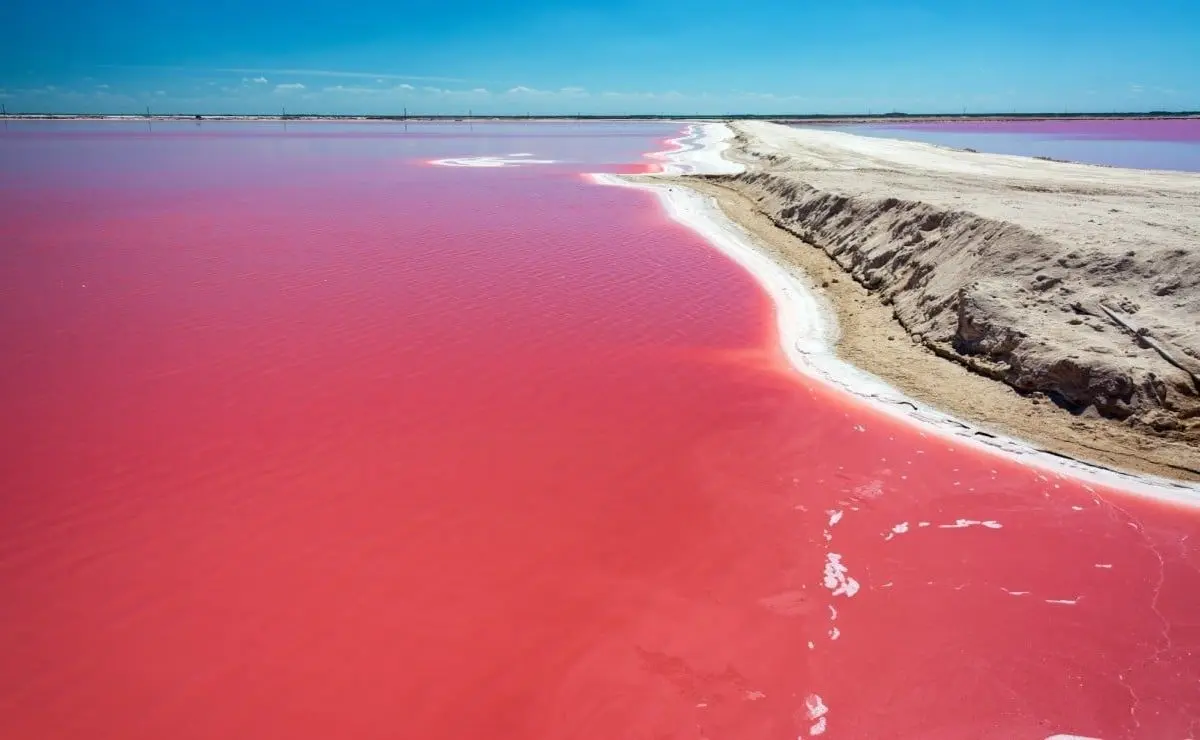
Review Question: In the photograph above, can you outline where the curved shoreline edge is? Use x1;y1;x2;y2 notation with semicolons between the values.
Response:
592;123;1200;505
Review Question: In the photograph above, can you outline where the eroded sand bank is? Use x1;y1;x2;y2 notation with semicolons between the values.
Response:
609;121;1200;491
649;121;1199;483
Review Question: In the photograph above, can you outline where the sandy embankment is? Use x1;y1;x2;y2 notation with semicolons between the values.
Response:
673;121;1200;481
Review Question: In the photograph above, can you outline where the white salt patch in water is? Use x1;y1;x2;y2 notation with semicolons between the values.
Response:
829;627;841;640
431;155;556;167
1002;589;1030;596
805;694;829;736
853;479;884;499
1094;564;1113;569
938;519;1003;530
892;522;909;534
805;694;829;719
1045;598;1079;605
822;554;860;597
828;510;843;526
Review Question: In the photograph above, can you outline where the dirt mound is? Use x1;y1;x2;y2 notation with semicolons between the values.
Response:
700;122;1200;442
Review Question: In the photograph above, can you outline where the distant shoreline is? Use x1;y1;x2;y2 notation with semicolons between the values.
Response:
2;112;1198;124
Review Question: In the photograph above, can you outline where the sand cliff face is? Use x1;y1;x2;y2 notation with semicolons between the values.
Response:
703;122;1200;441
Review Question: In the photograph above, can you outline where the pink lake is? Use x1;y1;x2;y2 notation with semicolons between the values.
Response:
1;121;1198;739
821;117;1200;171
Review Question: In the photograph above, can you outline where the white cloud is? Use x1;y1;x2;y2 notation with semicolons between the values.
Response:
507;86;548;95
154;90;166;96
471;88;490;94
601;91;658;98
95;83;110;90
422;86;445;94
559;86;587;96
274;83;305;92
243;76;268;84
395;83;415;91
324;85;391;95
219;67;466;83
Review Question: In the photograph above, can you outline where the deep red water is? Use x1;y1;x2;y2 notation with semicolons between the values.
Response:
1;122;1198;739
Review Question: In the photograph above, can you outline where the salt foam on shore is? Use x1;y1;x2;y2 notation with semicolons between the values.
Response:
592;123;1200;504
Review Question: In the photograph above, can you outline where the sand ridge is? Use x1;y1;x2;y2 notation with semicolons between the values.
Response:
716;122;1200;439
615;123;1200;491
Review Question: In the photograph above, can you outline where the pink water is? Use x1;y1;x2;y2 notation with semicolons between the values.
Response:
825;118;1200;171
1;122;1198;739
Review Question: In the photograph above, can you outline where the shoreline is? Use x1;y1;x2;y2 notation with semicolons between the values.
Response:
600;123;1200;501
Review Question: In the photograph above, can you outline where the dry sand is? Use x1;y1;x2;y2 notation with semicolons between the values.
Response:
677;121;1200;481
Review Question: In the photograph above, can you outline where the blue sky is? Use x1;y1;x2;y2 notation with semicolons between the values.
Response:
3;0;1198;114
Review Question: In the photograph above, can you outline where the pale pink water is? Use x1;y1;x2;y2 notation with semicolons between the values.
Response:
1;122;1198;739
824;118;1200;171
